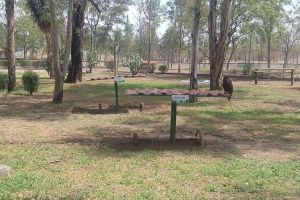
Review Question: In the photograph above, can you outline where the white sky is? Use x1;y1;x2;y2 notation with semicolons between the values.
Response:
128;0;299;37
127;0;168;37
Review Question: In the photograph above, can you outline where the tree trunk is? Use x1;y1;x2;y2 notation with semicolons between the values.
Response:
283;50;289;69
45;32;54;79
65;0;87;83
209;0;232;90
190;0;201;102
260;42;263;62
45;33;54;79
5;0;16;92
209;0;217;89
148;4;152;70
48;0;64;103
167;53;170;68
248;35;252;64
178;10;183;73
62;0;73;78
23;46;26;59
267;36;271;68
171;53;173;69
178;25;182;73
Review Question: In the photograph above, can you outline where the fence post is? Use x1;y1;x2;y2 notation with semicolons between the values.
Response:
255;70;258;85
291;69;295;86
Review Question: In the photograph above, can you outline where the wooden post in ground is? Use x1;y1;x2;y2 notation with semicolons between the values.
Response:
291;69;295;86
114;82;119;111
255;70;258;85
114;44;120;111
170;101;177;144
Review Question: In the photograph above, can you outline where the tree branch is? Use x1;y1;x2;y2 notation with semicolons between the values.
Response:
88;0;102;15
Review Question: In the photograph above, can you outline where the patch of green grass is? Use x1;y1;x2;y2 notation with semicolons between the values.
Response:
179;98;300;141
186;100;227;108
134;189;156;200
202;110;300;126
202;158;300;197
0;173;45;199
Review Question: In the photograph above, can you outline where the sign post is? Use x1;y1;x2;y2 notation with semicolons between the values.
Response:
170;101;177;143
115;82;119;111
114;43;121;111
170;95;189;143
114;77;125;112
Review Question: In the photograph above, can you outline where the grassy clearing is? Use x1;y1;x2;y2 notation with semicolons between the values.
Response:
0;71;300;199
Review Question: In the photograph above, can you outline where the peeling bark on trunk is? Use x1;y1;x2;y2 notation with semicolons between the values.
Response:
65;0;87;83
190;0;201;102
5;0;16;92
209;0;232;90
48;0;64;103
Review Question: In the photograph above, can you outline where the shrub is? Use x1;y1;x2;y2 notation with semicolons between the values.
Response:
158;65;168;74
124;55;141;75
240;63;254;75
22;71;39;95
139;62;156;74
0;73;8;91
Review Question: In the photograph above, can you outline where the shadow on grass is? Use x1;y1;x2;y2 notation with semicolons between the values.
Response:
0;81;175;121
0;95;73;121
53;132;240;156
43;121;238;156
101;137;239;155
265;99;300;110
72;107;129;115
181;109;300;143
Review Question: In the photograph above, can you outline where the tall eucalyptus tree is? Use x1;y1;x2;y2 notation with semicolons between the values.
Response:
209;0;232;90
5;0;16;91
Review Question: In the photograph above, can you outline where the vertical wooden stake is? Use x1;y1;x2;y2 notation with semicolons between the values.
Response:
255;71;258;85
115;82;119;112
291;69;295;86
170;101;174;141
170;101;177;143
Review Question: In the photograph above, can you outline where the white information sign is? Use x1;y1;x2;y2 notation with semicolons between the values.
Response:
114;77;125;83
172;95;189;103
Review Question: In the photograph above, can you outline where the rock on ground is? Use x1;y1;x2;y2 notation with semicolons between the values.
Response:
0;165;11;177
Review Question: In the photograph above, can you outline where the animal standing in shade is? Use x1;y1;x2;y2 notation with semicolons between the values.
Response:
223;76;233;111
